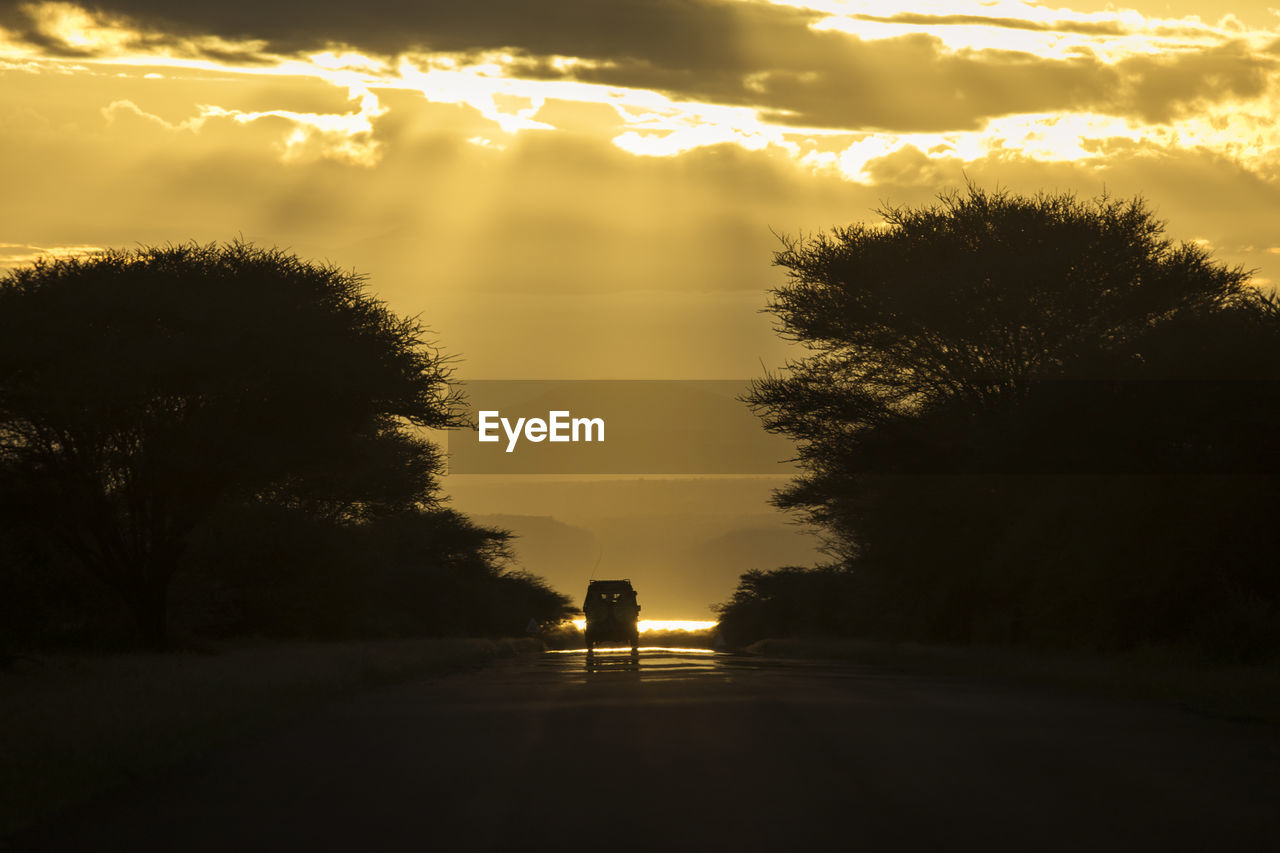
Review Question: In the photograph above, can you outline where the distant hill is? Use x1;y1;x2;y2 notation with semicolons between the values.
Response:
474;507;823;618
472;514;600;604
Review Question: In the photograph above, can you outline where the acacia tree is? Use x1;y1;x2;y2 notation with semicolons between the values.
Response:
743;186;1280;649
0;242;465;647
749;187;1257;551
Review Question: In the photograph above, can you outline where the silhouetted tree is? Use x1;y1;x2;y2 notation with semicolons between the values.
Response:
714;565;863;648
177;504;573;639
0;242;464;648
739;186;1280;653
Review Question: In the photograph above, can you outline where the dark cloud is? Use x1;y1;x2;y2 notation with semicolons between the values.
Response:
723;38;1115;131
1113;41;1275;122
572;31;1270;133
861;144;952;186
3;1;1276;133
2;0;775;61
0;1;271;62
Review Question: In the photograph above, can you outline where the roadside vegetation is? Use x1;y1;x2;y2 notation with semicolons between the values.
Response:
721;186;1280;662
0;242;573;654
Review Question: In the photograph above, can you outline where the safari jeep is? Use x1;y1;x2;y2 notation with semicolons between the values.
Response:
582;579;641;654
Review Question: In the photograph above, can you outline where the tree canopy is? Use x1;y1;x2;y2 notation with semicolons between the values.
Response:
753;187;1256;446
0;242;467;647
737;187;1280;655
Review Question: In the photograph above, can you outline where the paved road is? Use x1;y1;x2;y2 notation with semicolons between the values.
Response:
10;648;1280;852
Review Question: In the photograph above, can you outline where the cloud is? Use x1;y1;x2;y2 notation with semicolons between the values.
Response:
1;0;272;62
0;242;105;268
4;57;1280;379
2;0;772;62
8;0;1277;141
1113;40;1275;123
7;0;1280;592
846;12;1127;38
102;97;203;130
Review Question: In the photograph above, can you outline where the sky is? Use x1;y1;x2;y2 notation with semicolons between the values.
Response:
4;0;1279;616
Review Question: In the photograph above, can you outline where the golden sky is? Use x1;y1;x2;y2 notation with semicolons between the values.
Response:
4;0;1280;380
6;1;1280;616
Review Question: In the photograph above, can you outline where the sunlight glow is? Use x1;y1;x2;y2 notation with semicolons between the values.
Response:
0;242;106;270
198;85;387;166
614;125;775;157
4;1;1280;183
395;55;556;134
757;0;1273;61
570;619;718;633
19;1;269;64
26;1;133;53
546;647;718;654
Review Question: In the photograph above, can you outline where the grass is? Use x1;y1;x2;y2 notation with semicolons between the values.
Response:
0;636;541;837
744;637;1280;724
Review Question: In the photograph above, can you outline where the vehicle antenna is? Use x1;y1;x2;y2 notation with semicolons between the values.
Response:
588;546;603;582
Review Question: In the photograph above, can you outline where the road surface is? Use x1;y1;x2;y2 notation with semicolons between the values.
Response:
9;648;1280;851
